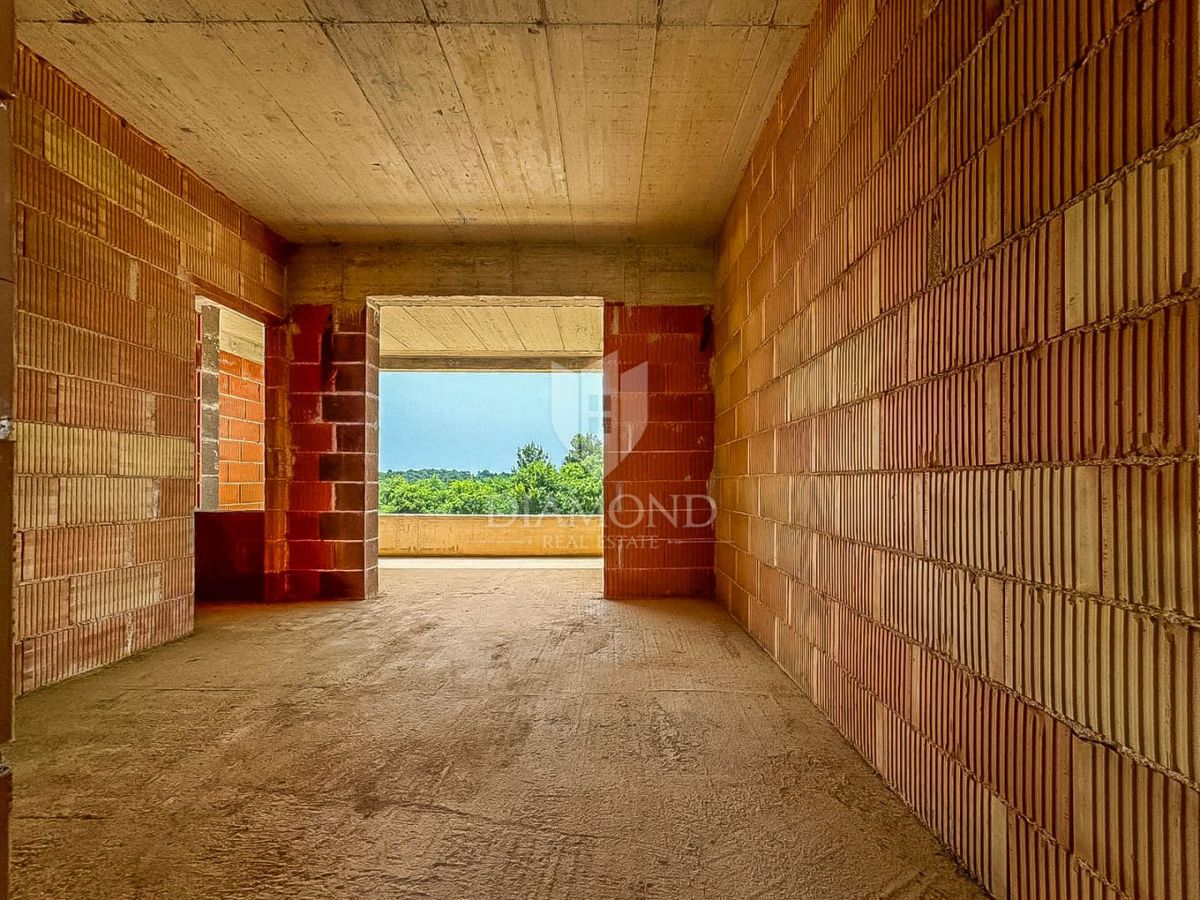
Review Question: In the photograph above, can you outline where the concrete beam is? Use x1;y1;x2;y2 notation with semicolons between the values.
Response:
288;242;715;308
380;355;602;372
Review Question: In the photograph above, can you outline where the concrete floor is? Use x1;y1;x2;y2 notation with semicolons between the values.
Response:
9;567;984;899
381;556;603;569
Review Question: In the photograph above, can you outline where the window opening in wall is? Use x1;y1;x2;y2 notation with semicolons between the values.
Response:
195;302;267;512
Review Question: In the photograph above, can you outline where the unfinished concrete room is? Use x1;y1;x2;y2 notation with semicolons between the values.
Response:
0;1;1196;898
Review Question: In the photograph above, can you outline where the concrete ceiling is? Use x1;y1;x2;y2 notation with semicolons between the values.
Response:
379;299;602;368
16;1;812;244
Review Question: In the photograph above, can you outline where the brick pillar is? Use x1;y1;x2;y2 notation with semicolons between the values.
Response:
264;301;379;601
603;304;715;599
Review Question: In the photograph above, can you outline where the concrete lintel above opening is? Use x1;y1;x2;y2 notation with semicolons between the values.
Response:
218;307;266;365
372;294;603;308
380;355;602;373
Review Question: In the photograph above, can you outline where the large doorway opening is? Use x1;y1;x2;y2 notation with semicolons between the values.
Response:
374;298;603;560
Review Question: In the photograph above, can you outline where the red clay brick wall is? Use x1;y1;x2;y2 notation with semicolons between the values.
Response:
264;302;380;602
218;350;265;510
194;510;264;603
10;48;286;692
604;304;715;598
714;2;1199;898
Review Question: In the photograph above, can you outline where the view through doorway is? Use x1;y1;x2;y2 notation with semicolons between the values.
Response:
375;298;604;559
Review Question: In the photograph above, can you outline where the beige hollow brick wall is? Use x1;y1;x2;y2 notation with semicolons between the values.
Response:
10;47;287;693
714;1;1199;899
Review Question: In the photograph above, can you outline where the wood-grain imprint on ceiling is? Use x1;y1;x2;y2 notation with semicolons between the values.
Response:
16;0;814;243
379;297;602;370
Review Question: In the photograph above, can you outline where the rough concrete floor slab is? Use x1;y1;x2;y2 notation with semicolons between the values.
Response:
381;557;603;569
9;568;985;899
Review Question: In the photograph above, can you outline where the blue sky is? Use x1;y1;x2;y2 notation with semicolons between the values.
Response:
380;371;603;472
